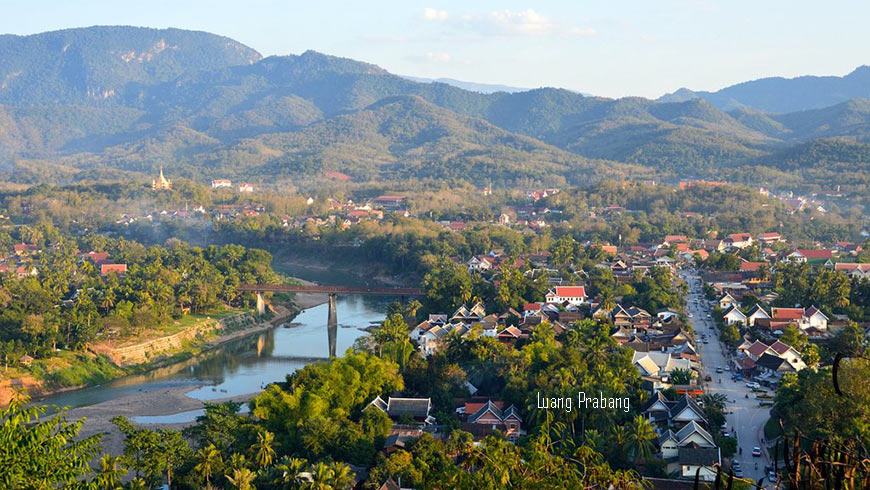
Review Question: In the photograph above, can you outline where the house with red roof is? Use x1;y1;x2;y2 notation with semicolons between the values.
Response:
726;233;754;250
739;261;765;272
758;232;783;244
13;243;37;256
101;263;127;277
545;286;587;306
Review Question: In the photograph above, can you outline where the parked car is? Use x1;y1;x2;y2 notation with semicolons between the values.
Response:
716;367;723;373
746;382;760;389
752;447;762;457
734;467;744;477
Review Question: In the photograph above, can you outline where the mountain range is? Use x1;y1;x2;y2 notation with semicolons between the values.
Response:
2;26;870;190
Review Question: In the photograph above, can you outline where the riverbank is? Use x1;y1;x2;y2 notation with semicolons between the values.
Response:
1;303;300;407
66;385;256;456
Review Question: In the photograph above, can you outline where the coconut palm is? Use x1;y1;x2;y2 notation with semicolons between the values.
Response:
328;462;355;489
251;430;278;468
194;444;222;488
626;415;657;464
271;456;307;486
93;454;125;489
226;467;257;490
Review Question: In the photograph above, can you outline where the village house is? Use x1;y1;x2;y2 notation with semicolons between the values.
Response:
13;243;38;256
366;396;436;426
785;249;834;264
725;233;754;250
632;351;694;392
758;232;783;245
100;263;127;277
238;183;255;193
544;285;587;306
717;292;739;310
721;305;747;326
211;179;232;188
459;399;524;443
829;262;870;279
372;195;407;210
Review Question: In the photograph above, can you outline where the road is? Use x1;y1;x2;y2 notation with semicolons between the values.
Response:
681;268;774;487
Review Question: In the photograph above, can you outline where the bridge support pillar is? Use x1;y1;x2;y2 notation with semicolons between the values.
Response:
256;292;266;316
327;293;337;358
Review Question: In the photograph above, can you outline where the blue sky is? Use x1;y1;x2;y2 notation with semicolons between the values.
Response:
3;1;868;98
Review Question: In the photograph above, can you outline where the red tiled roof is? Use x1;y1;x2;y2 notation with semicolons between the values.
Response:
600;245;617;255
795;249;833;259
101;263;127;276
729;233;753;242
552;286;586;297
523;303;541;311
768;340;793;356
771;307;804;320
739;261;765;272
735;357;756;369
747;341;770;358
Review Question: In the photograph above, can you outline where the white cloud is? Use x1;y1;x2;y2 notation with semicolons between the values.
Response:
426;52;451;62
489;9;554;35
452;9;596;38
423;7;449;21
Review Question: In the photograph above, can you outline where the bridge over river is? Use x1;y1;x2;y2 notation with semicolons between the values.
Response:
239;284;424;357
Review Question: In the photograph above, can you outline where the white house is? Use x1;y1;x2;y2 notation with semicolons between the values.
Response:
804;306;829;330
726;233;754;250
746;304;770;327
238;183;255;193
722;305;747;326
544;286;587;306
717;292;739;310
467;256;493;272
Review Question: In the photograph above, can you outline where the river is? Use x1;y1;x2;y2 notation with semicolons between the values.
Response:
38;294;390;420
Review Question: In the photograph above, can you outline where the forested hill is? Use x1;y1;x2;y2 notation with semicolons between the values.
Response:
0;26;262;105
659;65;870;113
2;26;870;189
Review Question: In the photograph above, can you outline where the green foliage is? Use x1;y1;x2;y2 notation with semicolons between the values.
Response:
0;396;103;488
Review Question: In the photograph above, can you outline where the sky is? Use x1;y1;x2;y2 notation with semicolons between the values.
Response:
2;1;868;98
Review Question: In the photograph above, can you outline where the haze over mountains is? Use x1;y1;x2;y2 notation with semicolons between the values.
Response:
2;26;870;189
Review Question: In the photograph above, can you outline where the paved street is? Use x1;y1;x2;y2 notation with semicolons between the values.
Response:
681;269;774;487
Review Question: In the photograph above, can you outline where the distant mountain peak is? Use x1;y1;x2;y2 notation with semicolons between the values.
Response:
659;64;870;113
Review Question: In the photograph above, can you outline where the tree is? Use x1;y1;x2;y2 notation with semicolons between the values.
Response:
779;324;808;352
193;444;222;489
226;467;256;490
669;367;693;385
93;454;126;490
251;430;278;468
626;415;656;464
0;396;102;488
422;260;472;312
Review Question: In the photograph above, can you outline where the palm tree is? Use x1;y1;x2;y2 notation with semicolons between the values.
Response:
271;456;307;486
251;430;278;468
94;454;125;489
226;467;257;490
194;444;222;488
328;462;355;489
307;462;334;490
626;415;657;464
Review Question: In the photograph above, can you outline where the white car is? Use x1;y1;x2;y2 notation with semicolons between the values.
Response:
746;382;760;389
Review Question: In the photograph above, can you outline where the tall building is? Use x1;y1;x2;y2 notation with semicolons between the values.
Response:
152;166;172;190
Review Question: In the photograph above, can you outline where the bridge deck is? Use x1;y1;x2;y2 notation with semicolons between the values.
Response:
239;284;424;295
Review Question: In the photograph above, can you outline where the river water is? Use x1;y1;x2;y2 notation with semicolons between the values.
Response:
38;294;390;418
